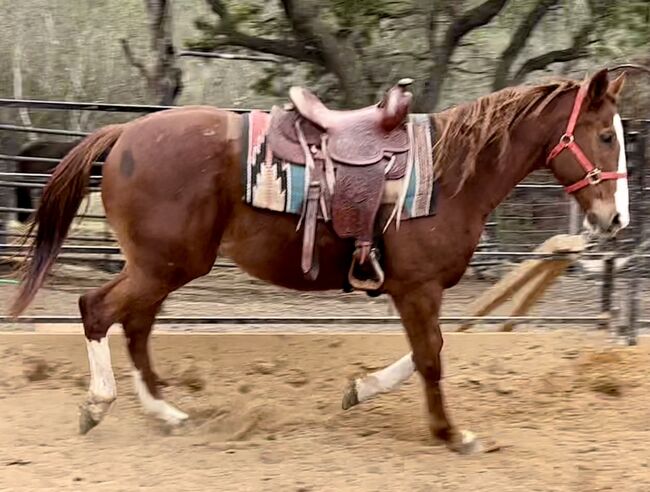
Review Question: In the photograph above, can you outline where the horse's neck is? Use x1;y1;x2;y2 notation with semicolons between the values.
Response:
457;122;550;222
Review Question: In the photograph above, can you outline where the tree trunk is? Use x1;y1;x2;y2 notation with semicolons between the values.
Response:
122;0;183;105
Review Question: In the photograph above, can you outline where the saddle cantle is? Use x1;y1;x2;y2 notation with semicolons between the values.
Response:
266;78;414;291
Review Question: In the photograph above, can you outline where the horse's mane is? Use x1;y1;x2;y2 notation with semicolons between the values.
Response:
432;78;582;188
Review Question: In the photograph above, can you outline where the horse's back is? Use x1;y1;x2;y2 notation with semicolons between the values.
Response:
104;105;243;184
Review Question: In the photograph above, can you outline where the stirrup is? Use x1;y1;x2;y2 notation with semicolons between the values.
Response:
347;247;385;291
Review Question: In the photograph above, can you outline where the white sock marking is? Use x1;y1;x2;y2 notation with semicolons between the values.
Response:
132;370;188;425
355;352;416;403
613;114;630;229
86;338;117;402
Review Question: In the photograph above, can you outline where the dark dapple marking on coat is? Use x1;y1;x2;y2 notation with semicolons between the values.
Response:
120;149;135;178
9;70;627;454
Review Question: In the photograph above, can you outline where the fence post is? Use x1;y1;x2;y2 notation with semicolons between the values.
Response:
0;135;17;255
568;201;581;235
621;125;647;346
599;254;615;330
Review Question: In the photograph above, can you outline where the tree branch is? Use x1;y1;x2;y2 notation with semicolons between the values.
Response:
193;0;324;65
448;0;509;45
120;1;183;105
120;38;152;84
418;0;508;111
512;23;593;84
187;32;322;64
492;0;560;90
205;0;230;23
280;0;370;105
12;39;36;141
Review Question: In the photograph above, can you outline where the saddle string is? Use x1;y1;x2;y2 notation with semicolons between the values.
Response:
321;134;336;197
384;120;416;233
384;155;396;175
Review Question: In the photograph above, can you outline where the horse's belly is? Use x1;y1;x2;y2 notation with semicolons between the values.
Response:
220;203;353;292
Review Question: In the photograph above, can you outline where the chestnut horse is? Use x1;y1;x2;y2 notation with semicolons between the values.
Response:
9;69;627;454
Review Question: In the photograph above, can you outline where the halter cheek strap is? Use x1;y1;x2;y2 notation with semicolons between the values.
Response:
546;83;627;194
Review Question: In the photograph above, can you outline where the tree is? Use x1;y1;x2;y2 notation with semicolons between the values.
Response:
189;0;512;109
121;0;184;105
188;0;626;111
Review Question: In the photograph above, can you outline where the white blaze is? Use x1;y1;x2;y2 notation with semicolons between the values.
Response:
613;113;630;229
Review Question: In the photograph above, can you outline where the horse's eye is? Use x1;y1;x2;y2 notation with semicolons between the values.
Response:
600;132;615;144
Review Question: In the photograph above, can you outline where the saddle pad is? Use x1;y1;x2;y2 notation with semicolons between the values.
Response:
402;114;437;219
241;110;438;220
241;110;305;214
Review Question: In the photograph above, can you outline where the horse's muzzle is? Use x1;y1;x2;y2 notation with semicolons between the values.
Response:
584;209;622;239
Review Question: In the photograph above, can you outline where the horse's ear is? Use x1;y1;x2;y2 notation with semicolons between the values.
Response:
608;72;627;100
586;68;609;105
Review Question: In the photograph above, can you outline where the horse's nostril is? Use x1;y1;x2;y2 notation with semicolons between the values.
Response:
612;213;621;227
586;211;598;226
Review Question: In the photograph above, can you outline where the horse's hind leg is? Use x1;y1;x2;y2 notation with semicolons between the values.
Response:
123;300;188;425
78;268;179;433
78;273;127;434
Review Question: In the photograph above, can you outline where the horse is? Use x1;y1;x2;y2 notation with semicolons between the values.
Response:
8;68;628;454
13;139;105;223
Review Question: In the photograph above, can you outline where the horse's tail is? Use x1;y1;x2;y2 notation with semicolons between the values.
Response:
9;124;125;317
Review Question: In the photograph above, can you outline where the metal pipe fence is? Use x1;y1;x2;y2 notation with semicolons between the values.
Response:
0;315;612;326
1;98;648;343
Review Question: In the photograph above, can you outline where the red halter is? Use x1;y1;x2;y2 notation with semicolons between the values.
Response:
546;83;627;194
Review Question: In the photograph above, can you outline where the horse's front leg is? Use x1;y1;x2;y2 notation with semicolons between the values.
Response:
392;282;482;454
342;352;415;409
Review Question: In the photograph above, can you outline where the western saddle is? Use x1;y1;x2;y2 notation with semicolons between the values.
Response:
267;78;414;291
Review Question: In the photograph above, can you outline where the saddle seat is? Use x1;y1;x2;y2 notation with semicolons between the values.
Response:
265;78;415;291
288;82;412;165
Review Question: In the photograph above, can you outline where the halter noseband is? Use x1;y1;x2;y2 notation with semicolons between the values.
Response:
546;83;627;194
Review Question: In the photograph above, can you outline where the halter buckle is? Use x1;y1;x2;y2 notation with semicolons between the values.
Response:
586;168;602;186
559;134;574;146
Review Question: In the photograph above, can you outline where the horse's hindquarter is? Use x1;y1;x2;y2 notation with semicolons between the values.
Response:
101;106;243;279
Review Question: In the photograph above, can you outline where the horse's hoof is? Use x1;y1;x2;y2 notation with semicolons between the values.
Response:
78;405;100;435
78;398;114;435
165;410;189;427
341;380;359;410
447;430;483;455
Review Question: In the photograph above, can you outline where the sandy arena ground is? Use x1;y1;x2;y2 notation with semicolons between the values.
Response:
1;227;649;491
0;331;649;491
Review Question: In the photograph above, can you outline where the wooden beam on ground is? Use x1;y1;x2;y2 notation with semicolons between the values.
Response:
457;234;587;332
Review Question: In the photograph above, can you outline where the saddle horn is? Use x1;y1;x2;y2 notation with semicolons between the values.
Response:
380;77;414;131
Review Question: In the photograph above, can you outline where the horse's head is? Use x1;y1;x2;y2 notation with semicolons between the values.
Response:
546;69;628;238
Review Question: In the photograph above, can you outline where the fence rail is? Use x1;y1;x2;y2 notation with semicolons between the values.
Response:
0;315;613;326
0;98;246;114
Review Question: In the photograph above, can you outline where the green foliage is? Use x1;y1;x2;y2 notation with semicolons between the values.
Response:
229;2;265;23
329;0;389;40
595;0;650;49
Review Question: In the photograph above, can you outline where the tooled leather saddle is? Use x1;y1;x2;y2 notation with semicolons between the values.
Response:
266;78;414;291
